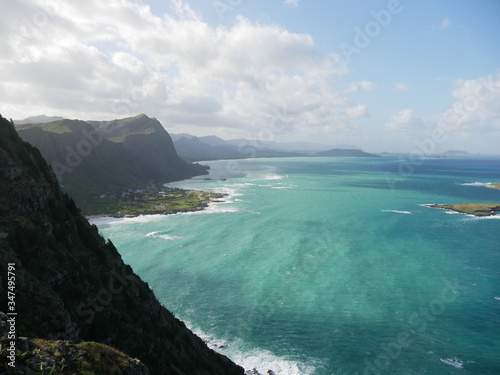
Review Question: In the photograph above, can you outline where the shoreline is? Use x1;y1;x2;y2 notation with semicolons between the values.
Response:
84;190;228;220
426;203;500;217
84;191;227;221
85;214;112;220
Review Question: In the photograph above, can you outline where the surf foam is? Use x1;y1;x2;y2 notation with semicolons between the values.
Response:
185;324;318;375
440;357;464;369
146;231;181;240
264;175;286;181
461;182;499;190
382;210;413;214
90;214;164;226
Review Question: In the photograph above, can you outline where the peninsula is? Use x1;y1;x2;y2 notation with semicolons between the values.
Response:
86;186;225;218
428;203;500;217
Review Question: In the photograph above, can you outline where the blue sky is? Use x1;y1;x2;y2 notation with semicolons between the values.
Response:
175;0;500;118
1;0;499;153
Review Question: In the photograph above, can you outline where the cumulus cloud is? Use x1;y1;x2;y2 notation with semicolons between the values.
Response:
393;82;410;91
435;72;500;134
379;73;500;152
384;109;416;131
346;104;369;118
346;81;377;92
284;0;301;8
0;0;364;140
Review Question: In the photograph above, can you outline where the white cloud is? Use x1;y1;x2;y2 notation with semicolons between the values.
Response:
440;17;451;29
435;72;500;134
393;82;410;91
284;0;301;8
347;81;377;92
384;109;415;131
377;73;500;153
346;104;369;118
0;0;364;141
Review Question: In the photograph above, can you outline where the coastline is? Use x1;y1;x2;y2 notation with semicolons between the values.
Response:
426;203;500;217
85;191;226;220
85;214;112;220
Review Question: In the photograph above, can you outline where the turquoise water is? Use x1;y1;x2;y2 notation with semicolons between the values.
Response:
93;156;500;375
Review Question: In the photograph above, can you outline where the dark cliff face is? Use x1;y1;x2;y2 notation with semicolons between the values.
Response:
0;114;244;374
16;114;208;209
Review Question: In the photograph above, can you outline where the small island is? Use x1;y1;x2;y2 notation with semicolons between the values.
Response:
487;183;500;190
428;203;500;217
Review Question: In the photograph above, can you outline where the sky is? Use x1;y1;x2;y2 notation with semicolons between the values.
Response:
1;0;499;153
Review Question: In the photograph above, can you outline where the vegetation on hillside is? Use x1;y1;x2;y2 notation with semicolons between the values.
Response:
0;114;244;374
84;186;224;217
16;114;209;211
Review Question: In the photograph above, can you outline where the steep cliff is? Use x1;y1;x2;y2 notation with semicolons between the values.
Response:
0;114;244;374
16;115;208;210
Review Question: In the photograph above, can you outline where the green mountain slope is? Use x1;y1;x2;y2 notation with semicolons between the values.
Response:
92;114;201;179
0;114;244;374
16;115;208;210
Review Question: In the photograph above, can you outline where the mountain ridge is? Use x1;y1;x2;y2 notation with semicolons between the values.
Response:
16;115;208;213
316;148;380;157
0;113;244;374
14;115;65;125
172;133;376;161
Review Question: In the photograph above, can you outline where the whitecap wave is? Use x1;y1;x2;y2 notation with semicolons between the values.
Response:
231;347;318;375
264;175;286;181
215;186;244;197
440;357;464;369
470;214;500;220
461;182;499;189
420;204;437;208
461;182;491;187
382;210;413;214
180;201;240;215
185;324;318;375
232;183;257;187
146;231;181;240
90;214;164;227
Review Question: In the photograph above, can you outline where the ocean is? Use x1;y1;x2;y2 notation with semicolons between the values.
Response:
92;156;500;375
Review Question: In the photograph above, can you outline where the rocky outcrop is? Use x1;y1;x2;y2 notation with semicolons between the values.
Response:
0;312;150;375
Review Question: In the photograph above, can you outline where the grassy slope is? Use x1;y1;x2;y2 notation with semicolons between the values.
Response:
0;333;149;375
